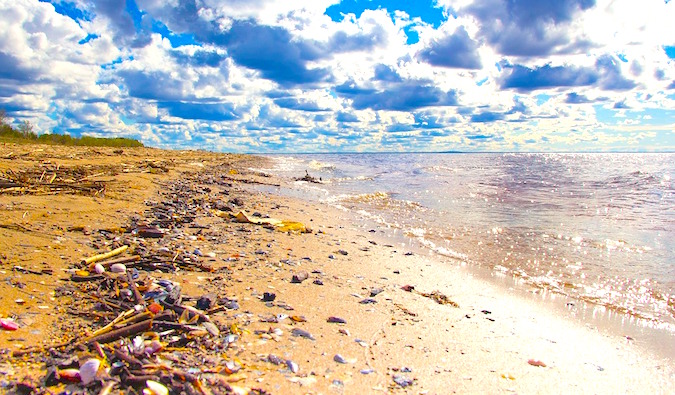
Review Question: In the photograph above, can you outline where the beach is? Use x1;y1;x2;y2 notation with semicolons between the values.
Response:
0;144;673;394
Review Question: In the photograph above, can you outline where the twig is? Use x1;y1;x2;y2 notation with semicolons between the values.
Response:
82;245;129;265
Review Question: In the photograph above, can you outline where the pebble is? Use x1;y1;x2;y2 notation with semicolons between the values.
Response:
267;354;284;365
359;298;377;304
94;263;105;274
291;271;309;283
327;316;347;324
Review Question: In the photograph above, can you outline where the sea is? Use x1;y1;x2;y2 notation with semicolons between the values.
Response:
253;153;674;351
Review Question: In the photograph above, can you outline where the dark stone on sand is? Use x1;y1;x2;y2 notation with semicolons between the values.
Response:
196;294;216;310
291;271;309;283
229;197;244;206
262;292;276;302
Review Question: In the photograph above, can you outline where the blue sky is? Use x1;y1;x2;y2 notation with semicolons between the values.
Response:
0;1;674;152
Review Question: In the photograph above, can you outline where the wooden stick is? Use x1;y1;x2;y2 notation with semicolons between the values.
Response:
89;255;140;270
85;318;153;345
127;271;145;307
82;245;129;265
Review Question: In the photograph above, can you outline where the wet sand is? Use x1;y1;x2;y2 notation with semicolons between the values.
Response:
0;143;673;394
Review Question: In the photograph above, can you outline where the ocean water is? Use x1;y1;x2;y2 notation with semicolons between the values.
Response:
255;153;674;332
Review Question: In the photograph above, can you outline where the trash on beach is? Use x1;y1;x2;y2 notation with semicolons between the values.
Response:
231;210;310;233
0;318;19;331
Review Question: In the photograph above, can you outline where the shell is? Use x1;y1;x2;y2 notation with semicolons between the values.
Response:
110;263;127;273
144;380;169;395
286;359;299;373
94;263;106;274
144;340;163;355
333;354;347;364
79;358;101;385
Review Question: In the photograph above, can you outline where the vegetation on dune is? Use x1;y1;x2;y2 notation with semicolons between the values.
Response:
0;109;144;147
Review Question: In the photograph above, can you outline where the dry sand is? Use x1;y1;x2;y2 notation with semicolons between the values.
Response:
0;143;673;394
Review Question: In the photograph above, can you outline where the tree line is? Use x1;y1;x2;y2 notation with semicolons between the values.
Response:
0;109;144;147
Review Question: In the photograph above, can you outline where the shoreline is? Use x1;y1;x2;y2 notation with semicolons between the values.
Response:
0;144;673;394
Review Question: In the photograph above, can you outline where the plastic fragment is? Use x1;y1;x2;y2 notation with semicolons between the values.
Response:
0;318;19;331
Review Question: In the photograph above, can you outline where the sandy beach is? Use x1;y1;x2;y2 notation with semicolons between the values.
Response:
0;143;673;394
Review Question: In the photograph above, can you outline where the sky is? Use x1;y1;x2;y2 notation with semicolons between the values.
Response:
0;0;674;153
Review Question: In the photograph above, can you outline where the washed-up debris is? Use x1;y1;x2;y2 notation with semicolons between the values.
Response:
262;292;276;302
291;271;309;283
286;359;300;373
267;354;284;365
294;171;321;184
370;287;384;297
0;164;113;196
327;316;347;324
401;284;415;292
230;210;310;234
360;298;378;304
528;359;547;367
0;318;19;331
393;374;415;388
196;293;217;310
334;354;348;364
418;291;459;307
291;328;316;340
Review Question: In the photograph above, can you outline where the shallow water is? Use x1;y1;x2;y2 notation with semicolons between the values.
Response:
255;153;674;332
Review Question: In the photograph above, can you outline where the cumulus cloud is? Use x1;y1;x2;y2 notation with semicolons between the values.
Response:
417;26;482;69
0;0;672;152
457;0;597;56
